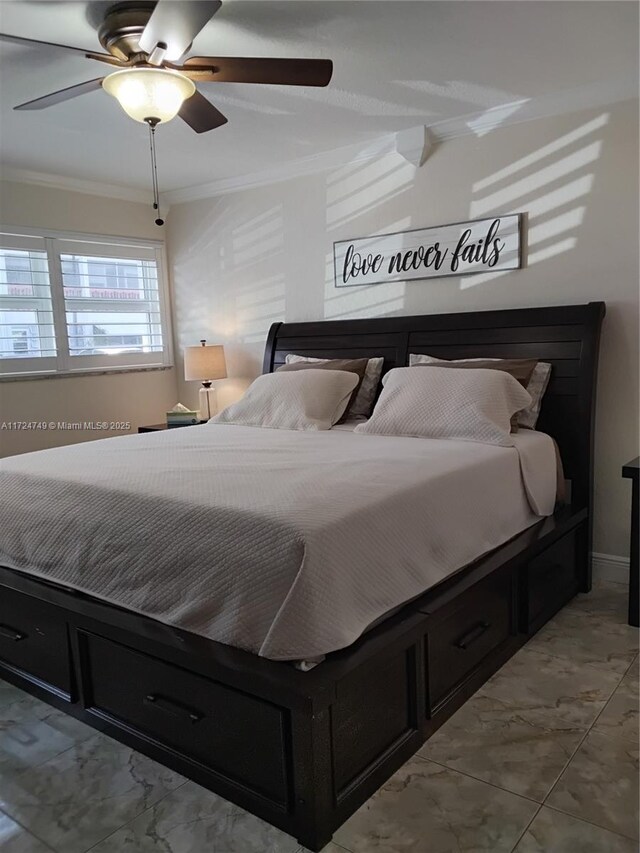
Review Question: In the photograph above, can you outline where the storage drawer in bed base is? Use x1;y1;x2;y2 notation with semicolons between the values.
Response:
521;523;584;634
0;518;589;852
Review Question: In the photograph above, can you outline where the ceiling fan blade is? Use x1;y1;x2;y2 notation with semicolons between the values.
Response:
139;0;222;61
14;78;105;111
174;56;333;87
0;31;120;64
179;89;227;133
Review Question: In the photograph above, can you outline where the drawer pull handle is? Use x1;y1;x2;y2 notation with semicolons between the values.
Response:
455;621;491;650
0;624;26;642
144;693;203;724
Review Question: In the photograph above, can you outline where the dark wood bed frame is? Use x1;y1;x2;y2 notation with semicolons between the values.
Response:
0;301;605;851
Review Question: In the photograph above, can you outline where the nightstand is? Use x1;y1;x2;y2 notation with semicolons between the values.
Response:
622;457;639;627
138;422;207;433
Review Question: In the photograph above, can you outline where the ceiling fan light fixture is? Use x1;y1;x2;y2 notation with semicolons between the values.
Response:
102;67;195;124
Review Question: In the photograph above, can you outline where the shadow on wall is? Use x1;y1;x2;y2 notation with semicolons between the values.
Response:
172;199;285;383
173;109;608;402
464;112;608;289
322;111;607;318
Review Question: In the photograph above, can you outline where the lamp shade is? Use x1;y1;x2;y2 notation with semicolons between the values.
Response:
184;342;227;381
102;68;196;124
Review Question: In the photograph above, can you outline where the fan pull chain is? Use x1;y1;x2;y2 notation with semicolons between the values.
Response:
147;119;164;227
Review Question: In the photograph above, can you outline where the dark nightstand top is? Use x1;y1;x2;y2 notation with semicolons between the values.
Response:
138;422;207;433
622;457;639;481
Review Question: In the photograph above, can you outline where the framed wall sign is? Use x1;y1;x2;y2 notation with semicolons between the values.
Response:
333;214;522;288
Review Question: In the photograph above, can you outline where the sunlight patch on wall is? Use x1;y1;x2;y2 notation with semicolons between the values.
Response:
223;204;286;344
473;113;609;192
527;237;577;265
230;204;284;269
521;175;594;220
528;207;585;245
235;273;285;344
470;141;602;218
326;155;415;231
323;284;406;320
460;207;586;290
462;114;606;290
459;268;511;290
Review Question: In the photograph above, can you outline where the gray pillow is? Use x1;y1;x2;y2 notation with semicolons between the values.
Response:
409;353;551;429
277;357;368;422
285;353;384;417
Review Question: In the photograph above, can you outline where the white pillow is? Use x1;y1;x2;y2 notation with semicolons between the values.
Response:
409;353;551;429
210;369;359;431
285;353;384;418
354;366;532;446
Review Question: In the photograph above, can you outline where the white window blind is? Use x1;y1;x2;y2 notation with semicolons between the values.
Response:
0;234;57;375
0;230;172;377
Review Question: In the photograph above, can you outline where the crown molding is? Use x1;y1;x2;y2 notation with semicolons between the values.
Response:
161;134;400;205
0;167;150;204
162;86;636;205
4;83;634;208
159;106;533;205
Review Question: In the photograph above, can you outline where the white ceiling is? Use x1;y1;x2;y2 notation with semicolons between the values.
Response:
0;1;637;197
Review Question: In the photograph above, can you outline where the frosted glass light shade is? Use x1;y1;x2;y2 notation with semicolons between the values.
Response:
184;343;227;381
102;68;196;124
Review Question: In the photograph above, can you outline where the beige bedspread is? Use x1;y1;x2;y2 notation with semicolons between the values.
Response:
0;424;557;661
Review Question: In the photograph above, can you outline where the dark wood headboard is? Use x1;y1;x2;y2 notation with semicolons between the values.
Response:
263;302;605;512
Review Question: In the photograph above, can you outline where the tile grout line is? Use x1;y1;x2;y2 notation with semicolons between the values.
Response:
537;696;616;802
416;650;626;808
508;802;544;853
417;595;637;847
537;642;638;839
516;642;633;684
356;611;634;853
413;754;544;807
522;633;637;680
541;801;640;844
584;651;639;744
540;722;620;829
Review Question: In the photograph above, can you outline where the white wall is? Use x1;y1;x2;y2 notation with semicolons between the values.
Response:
0;181;178;456
167;100;639;559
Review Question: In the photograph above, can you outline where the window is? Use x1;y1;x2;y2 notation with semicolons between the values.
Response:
0;230;172;377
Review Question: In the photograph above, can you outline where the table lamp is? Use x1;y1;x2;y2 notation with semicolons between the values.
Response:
184;340;227;419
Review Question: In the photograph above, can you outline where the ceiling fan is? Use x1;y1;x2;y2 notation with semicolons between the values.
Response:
1;0;334;133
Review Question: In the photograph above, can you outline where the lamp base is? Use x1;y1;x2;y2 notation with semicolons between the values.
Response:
199;385;218;421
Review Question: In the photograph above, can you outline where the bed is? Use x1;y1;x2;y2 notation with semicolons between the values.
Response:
0;302;604;850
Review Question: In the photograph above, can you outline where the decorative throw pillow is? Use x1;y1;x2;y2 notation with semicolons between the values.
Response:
210;369;359;431
409;353;552;429
285;354;384;417
276;357;368;422
354;366;532;446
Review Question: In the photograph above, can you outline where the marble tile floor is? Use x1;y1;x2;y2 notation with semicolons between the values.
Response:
0;580;637;853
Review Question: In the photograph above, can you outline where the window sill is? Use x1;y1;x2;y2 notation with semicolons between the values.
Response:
0;365;174;383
